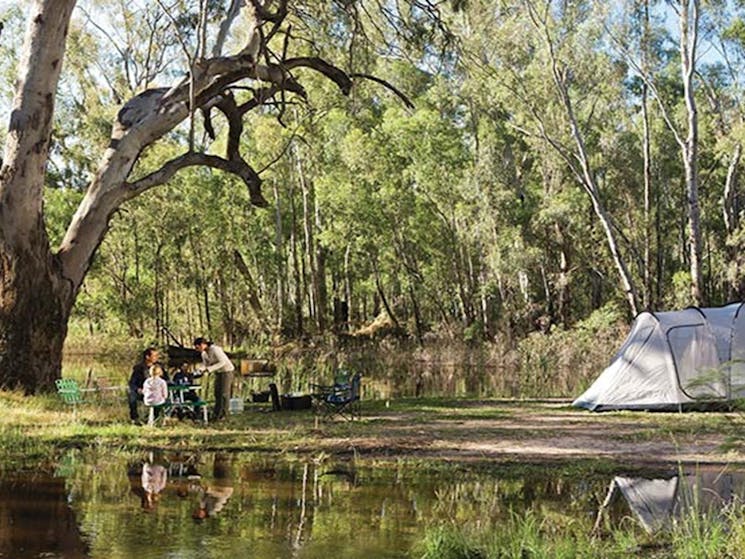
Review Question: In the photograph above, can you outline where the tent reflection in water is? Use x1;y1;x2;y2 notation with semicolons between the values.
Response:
595;471;745;534
573;303;745;411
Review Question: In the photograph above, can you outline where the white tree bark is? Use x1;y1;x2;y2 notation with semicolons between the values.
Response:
1;0;77;249
526;0;640;316
723;144;741;235
680;0;704;306
641;0;653;310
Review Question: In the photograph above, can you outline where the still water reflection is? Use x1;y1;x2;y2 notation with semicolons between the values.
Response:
597;471;745;534
3;451;744;559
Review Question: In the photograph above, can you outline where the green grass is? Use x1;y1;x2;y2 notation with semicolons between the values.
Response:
3;389;745;474
416;511;638;559
415;504;745;559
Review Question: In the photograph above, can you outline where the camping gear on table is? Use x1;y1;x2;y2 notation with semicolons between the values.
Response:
574;303;745;411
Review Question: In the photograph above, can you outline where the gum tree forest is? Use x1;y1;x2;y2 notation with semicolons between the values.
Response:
1;0;745;392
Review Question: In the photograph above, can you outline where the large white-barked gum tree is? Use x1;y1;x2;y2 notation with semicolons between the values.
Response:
0;0;412;392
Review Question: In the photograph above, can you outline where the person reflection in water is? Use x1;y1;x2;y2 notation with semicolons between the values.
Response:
141;457;168;512
192;454;234;521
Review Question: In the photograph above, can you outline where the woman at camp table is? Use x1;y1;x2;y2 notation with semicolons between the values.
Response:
193;337;235;420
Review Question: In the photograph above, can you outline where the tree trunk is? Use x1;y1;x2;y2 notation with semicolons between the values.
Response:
528;2;640;315
314;186;328;332
372;257;400;330
641;0;654;310
295;141;326;332
0;246;71;392
289;182;303;336
154;241;164;341
272;182;286;334
565;96;639;316
344;243;353;326
723;144;743;299
294;144;313;319
723;144;741;236
466;242;479;325
680;0;704;305
233;249;271;336
0;0;77;392
408;282;424;344
554;223;570;325
203;282;212;336
457;238;474;325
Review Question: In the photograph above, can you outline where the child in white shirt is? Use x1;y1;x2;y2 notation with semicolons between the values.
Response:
143;365;169;415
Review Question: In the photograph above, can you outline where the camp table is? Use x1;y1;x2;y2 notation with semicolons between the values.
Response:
167;384;209;423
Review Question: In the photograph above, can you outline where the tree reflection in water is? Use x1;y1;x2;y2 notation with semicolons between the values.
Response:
0;474;88;559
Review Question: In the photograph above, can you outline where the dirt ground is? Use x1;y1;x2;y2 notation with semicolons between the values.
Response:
300;400;745;467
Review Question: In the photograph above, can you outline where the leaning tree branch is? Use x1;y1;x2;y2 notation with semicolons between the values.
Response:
201;105;216;140
172;53;352;112
191;58;308;99
236;85;281;115
106;21;419;216
125;152;268;207
284;57;352;94
213;84;285;160
350;72;414;109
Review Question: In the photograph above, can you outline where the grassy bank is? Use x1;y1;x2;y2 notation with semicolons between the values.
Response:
417;503;745;559
4;390;745;470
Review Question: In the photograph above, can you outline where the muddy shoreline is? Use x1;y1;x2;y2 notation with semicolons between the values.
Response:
279;401;745;469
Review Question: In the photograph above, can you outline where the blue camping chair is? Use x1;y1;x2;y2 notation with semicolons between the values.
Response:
312;372;362;421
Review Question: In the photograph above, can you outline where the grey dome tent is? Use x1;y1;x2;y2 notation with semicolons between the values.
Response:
573;303;745;411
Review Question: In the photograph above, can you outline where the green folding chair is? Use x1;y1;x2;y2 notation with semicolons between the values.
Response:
55;378;85;419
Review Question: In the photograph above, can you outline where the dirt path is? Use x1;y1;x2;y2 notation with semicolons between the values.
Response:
301;401;745;467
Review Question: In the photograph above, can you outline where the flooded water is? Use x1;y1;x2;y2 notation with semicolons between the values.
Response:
2;450;744;559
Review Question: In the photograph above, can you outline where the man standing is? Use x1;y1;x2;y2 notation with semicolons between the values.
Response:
193;337;235;420
128;347;160;423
